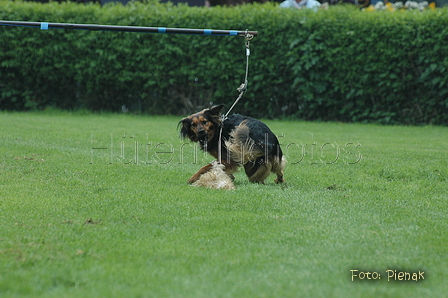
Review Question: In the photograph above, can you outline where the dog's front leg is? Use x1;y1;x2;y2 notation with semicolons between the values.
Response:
221;161;239;181
187;163;214;184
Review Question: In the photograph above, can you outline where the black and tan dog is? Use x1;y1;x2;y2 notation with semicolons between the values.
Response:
179;104;285;185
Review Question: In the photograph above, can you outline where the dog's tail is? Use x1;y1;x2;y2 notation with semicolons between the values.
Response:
224;121;266;164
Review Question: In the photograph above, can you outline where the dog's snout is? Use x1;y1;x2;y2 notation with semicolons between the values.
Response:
198;129;207;136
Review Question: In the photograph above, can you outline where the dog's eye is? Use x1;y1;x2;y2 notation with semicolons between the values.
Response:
201;121;207;125
191;123;197;127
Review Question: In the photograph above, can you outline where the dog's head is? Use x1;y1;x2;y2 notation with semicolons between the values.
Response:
179;104;225;143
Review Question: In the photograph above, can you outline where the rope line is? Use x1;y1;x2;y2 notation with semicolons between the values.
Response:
0;20;258;37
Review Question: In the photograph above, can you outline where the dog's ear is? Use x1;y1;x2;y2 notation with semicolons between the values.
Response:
178;117;190;139
206;104;225;116
178;117;196;141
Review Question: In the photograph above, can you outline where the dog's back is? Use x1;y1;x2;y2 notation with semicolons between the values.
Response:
223;114;282;157
223;114;285;184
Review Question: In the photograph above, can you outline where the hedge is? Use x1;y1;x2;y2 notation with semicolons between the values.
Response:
1;0;448;124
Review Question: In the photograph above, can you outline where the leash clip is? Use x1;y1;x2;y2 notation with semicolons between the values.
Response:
237;81;248;93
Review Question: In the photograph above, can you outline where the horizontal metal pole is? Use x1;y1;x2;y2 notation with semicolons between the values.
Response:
0;20;258;37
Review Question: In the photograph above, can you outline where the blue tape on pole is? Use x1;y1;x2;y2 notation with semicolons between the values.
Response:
158;27;166;33
229;30;238;36
204;29;212;35
40;22;49;30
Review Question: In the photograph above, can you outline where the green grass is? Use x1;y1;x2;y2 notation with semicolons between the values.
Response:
0;111;447;298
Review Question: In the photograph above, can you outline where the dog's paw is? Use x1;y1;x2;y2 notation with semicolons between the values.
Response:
274;177;284;184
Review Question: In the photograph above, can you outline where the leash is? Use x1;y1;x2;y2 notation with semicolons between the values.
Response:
217;30;254;164
224;30;253;118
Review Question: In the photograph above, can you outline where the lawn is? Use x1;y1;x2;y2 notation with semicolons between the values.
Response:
0;111;447;297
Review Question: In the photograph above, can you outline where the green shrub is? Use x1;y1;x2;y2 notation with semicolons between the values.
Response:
1;1;447;124
287;6;448;124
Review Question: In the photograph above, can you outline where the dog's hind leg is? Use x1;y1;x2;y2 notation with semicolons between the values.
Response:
243;161;258;178
188;163;214;184
244;158;272;184
188;160;239;184
271;156;286;183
